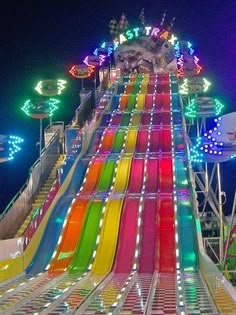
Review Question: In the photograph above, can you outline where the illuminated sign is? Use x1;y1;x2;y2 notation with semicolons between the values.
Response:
113;26;178;47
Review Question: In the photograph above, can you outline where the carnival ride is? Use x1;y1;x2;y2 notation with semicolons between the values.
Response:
0;11;236;314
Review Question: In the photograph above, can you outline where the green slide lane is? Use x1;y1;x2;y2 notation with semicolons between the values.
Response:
97;158;117;192
127;94;136;111
132;82;140;94
69;199;104;274
112;128;126;153
175;157;198;271
121;112;131;126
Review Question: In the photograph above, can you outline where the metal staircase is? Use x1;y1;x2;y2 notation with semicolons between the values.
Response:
15;154;65;237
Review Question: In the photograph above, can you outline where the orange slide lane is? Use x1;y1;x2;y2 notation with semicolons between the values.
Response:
80;158;105;194
99;128;116;153
119;94;128;111
49;198;89;273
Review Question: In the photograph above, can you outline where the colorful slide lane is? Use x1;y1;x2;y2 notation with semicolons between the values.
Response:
91;198;124;275
113;196;139;273
69;198;104;274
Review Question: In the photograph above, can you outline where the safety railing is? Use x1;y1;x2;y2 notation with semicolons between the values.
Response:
0;132;61;239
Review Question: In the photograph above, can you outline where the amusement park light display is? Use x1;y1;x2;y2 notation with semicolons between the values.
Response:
190;116;224;163
0;135;24;162
185;97;224;119
69;64;95;78
168;34;178;46
180;78;211;95
174;41;202;78
174;41;194;57
100;42;114;55
21;98;60;119
34;79;67;96
93;47;112;57
83;55;106;67
177;54;202;78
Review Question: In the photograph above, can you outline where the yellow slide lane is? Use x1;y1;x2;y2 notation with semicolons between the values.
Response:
0;256;23;283
140;82;148;94
136;94;145;110
143;73;150;81
130;112;141;126
113;157;132;193
91;198;123;275
124;128;138;153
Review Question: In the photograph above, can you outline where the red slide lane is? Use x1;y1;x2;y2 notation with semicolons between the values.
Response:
150;129;160;153
156;84;170;94
145;157;159;193
141;113;151;126
159;156;173;193
154;94;170;111
99;128;115;153
156;195;176;273
127;158;144;193
162;93;171;111
113;197;139;273
156;74;170;84
145;94;153;110
160;128;172;153
138;197;157;273
136;129;148;153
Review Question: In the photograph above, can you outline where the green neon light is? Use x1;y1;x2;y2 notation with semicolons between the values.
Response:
180;78;211;95
21;98;60;118
185;98;224;119
34;79;67;96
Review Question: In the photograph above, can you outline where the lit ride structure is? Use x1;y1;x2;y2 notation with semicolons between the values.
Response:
0;12;236;314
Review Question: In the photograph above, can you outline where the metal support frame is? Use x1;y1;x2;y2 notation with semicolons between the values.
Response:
217;162;224;265
223;189;236;267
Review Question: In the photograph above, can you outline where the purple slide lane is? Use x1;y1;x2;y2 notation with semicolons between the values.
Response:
147;82;155;94
127;158;144;193
138;196;158;273
145;157;159;193
152;112;161;125
110;113;122;126
141;113;151;126
161;112;171;125
113;196;139;273
136;129;148;153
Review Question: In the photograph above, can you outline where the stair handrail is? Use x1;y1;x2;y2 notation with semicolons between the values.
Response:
0;131;61;239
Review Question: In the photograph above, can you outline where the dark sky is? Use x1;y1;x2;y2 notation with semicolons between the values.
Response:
0;0;236;213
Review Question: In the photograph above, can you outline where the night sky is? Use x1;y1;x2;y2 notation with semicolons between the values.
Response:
0;0;235;213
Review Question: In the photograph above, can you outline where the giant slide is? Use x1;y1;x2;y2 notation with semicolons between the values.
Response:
0;73;235;314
